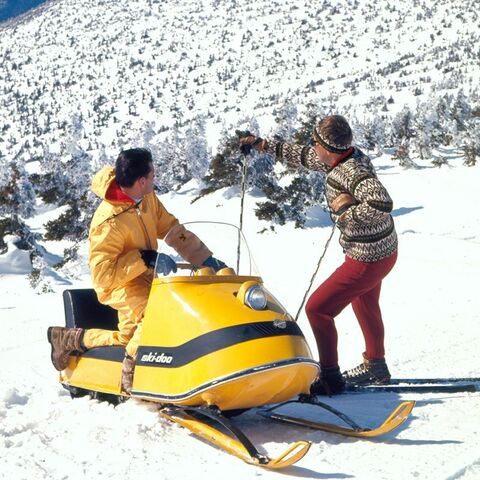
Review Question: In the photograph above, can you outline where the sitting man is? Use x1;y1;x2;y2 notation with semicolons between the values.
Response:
47;148;225;393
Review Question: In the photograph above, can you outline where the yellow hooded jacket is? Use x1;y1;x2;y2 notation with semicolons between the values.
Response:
89;167;211;305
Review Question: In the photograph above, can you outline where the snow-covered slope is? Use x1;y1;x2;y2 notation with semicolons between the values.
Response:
1;0;479;159
1;153;479;479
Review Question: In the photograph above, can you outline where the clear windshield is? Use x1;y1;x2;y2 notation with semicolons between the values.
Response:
154;221;260;278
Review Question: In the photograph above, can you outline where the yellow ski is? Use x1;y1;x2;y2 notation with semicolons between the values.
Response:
259;400;415;438
160;406;311;469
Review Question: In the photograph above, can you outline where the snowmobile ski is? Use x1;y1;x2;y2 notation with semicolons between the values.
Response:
383;377;480;385
345;380;479;394
258;397;415;438
159;405;311;469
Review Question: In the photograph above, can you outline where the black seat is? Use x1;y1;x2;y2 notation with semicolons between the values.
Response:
63;289;118;330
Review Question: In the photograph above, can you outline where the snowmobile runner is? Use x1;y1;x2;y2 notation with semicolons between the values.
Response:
55;222;414;469
345;378;480;394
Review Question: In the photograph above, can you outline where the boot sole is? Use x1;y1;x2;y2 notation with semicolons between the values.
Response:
345;375;391;387
47;327;63;372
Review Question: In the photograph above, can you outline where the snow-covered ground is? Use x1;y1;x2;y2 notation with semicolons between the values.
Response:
1;153;479;479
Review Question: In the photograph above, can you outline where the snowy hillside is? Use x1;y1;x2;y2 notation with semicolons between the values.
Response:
0;0;479;160
1;152;480;480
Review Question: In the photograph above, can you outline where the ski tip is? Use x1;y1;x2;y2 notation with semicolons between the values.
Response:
388;400;416;423
264;440;312;469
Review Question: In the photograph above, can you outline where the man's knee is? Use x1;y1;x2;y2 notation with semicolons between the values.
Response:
305;298;316;321
305;296;335;326
305;296;325;321
116;324;137;345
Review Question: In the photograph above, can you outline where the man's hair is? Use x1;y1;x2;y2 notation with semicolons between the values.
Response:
115;148;153;188
313;115;353;153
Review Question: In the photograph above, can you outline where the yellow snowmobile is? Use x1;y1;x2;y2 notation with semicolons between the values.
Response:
57;222;414;469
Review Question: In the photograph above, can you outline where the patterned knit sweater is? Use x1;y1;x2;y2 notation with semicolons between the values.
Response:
267;141;398;262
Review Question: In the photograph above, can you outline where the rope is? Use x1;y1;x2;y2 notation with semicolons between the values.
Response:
294;223;336;322
236;154;249;274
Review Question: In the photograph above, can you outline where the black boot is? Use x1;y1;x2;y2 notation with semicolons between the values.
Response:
343;354;391;386
310;365;346;396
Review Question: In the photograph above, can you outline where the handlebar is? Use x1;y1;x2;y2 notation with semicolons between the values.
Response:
176;262;195;270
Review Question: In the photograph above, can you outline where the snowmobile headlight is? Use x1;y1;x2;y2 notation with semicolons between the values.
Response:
245;285;268;310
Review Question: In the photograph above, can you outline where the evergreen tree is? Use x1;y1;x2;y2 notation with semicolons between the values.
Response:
433;93;455;145
351;112;388;155
184;115;210;180
42;115;96;241
272;97;299;140
391;106;415;144
156;125;189;191
95;144;111;170
255;166;326;229
462;117;479;166
451;89;471;134
196;124;242;198
412;102;434;160
235;116;276;192
392;139;416;168
293;102;322;145
134;120;168;192
0;155;37;253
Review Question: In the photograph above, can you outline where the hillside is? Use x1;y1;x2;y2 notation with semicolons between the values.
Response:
0;0;479;162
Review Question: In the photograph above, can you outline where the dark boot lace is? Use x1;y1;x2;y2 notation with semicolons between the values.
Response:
344;363;368;379
343;358;391;386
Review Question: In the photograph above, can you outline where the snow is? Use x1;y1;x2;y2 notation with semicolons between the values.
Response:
1;154;479;479
0;235;32;274
1;0;479;477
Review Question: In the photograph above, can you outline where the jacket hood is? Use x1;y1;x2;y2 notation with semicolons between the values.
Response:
91;167;134;204
91;167;116;200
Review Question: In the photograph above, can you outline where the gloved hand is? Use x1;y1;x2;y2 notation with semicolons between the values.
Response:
236;130;268;155
331;193;357;216
140;249;158;268
202;255;227;272
141;250;177;275
155;253;178;276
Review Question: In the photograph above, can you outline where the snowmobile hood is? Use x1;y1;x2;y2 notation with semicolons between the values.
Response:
91;167;134;205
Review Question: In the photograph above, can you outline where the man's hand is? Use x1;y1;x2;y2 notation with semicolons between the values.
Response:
331;193;357;216
202;255;227;272
236;130;268;155
140;249;157;268
140;250;177;276
155;253;177;276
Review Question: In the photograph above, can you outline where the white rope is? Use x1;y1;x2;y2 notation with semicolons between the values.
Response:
236;154;249;274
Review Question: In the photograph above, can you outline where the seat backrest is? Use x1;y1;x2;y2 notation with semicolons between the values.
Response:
63;289;118;330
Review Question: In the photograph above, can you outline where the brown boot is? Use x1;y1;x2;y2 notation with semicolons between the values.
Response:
121;354;136;395
47;327;86;371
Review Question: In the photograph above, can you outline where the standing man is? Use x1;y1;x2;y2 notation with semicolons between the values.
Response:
47;148;225;393
238;115;397;395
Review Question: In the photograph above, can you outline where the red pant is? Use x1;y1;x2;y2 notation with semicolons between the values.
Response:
305;251;397;368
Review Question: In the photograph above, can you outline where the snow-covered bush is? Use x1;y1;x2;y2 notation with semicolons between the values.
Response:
0;156;37;253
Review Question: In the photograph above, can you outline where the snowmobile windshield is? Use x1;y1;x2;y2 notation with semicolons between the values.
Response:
156;221;260;278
